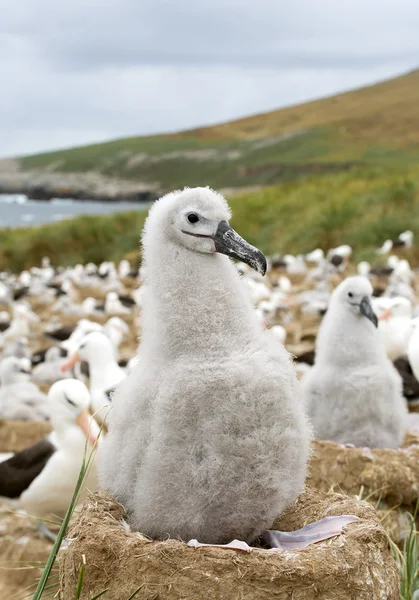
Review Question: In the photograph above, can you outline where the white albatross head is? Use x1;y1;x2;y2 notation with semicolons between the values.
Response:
48;379;98;446
60;331;116;373
332;276;378;328
144;187;267;275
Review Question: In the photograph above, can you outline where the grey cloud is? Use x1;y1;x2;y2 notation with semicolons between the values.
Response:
0;0;418;156
3;0;419;70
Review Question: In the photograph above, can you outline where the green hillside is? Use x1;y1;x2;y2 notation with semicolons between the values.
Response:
2;165;418;272
2;69;419;272
18;69;419;192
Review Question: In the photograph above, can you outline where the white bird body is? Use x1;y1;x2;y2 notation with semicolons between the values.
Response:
357;261;370;276
330;244;352;259
243;279;271;305
61;332;126;421
378;240;393;255
394;259;414;283
105;292;131;315
305;248;324;264
399;230;414;247
302;276;407;448
0;305;32;347
377;297;413;361
99;187;311;544
32;347;71;384
19;380;98;517
286;255;307;275
408;320;419;383
104;317;129;355
0;357;49;421
269;325;287;344
60;320;102;353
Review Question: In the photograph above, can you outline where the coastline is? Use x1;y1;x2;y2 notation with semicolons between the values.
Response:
0;159;160;203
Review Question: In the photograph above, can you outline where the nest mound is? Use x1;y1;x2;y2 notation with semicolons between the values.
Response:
0;499;53;599
308;431;419;506
307;430;419;544
59;487;399;600
0;419;52;452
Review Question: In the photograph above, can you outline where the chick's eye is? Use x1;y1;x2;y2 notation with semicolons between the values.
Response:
64;393;77;407
187;213;199;224
348;292;353;298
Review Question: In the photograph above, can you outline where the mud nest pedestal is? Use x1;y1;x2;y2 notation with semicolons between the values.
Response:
308;430;419;544
0;419;51;452
59;486;399;600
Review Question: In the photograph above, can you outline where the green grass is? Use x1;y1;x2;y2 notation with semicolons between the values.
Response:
2;164;419;272
392;510;419;600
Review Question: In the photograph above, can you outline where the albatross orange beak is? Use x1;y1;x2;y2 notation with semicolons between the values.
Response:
378;309;392;321
76;409;98;446
60;352;80;373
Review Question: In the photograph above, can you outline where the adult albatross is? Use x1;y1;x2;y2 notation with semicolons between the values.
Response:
98;186;356;549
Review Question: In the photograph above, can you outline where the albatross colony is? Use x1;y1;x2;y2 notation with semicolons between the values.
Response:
0;187;418;595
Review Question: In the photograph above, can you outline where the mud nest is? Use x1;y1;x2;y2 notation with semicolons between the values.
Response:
0;419;51;452
59;486;399;600
307;430;419;544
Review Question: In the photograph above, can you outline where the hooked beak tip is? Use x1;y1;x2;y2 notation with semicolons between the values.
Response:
214;221;267;275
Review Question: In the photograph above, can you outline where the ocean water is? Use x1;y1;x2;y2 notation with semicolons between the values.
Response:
0;194;149;228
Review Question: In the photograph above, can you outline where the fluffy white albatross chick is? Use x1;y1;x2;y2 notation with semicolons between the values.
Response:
302;276;407;448
98;186;355;550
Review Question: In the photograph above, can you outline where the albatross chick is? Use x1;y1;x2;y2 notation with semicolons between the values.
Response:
99;186;356;550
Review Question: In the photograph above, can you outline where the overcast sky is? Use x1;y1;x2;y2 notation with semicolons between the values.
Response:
1;0;419;158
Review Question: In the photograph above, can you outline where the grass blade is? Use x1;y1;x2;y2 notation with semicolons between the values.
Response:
31;418;105;600
126;587;143;600
91;590;109;600
75;565;85;599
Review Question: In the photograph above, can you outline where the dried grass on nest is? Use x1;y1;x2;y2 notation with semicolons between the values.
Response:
59;486;399;600
0;500;54;600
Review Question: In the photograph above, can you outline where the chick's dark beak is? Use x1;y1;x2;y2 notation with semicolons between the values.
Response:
214;221;267;275
360;296;378;328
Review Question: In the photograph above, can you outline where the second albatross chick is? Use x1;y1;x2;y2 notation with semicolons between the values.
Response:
302;276;407;448
99;187;356;550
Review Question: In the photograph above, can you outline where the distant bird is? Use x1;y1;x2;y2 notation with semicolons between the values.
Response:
105;292;131;315
305;248;324;265
59;320;103;353
0;311;10;332
302;276;407;448
61;331;126;421
0;357;49;421
377;231;414;255
0;380;99;539
357;261;371;277
393;356;419;406
327;245;352;270
407;319;419;390
0;304;36;347
377;296;413;361
32;346;71;384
